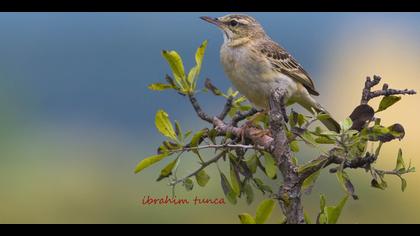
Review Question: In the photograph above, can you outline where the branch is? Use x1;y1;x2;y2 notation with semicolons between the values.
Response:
186;90;275;151
231;108;260;126
361;75;416;104
300;75;417;181
269;88;305;224
373;167;414;178
213;117;274;150
172;143;262;154
217;96;234;120
328;153;377;173
169;151;226;186
299;151;377;183
188;93;213;123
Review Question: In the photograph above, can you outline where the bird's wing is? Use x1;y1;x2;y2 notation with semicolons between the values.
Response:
258;40;320;96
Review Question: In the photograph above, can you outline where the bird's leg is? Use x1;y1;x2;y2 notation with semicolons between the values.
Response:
237;111;271;144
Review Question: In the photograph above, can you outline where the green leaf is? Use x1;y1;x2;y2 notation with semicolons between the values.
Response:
292;156;299;165
290;141;300;152
230;163;241;196
187;40;208;90
336;171;358;200
174;120;183;142
301;131;318;146
246;154;259;174
148;83;173;91
304;212;313;224
371;179;387;190
317;113;332;121
297;114;306;126
162;141;181;151
155;110;177;141
320;130;339;137
395;148;406;172
289;111;298;127
195;170;210;187
325;195;349;224
184;130;192;140
401;178;407;192
377;95;401;113
134;153;169;174
263;152;277;179
255;199;275;224
204;78;223;96
238;213;256;224
340;117;353;131
162;50;186;89
220;172;237;205
315;136;335;144
243;181;254;205
318;214;328;224
190;129;207;148
302;170;321;194
183;178;194;191
298;156;329;173
156;157;178;181
320;194;326;210
317;194;327;224
253;178;273;194
189;129;208;160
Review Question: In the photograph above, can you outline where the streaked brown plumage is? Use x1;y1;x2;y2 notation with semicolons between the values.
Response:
201;14;340;132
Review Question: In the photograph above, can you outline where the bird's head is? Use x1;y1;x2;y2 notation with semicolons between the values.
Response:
200;14;266;44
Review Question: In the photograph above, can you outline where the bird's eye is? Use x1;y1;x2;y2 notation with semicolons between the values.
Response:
230;20;238;27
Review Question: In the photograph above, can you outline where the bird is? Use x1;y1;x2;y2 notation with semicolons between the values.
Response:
200;14;340;132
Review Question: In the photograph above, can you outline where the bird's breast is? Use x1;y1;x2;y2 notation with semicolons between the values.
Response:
220;44;298;109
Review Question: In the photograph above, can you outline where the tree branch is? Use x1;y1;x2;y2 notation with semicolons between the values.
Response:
188;93;213;123
269;88;304;224
361;75;416;104
172;143;262;154
231;108;260;126
299;75;417;183
169;151;226;186
328;153;377;173
217;96;234;120
213;117;274;150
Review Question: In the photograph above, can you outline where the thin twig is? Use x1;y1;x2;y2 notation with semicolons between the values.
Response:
218;96;234;120
361;75;416;104
188;93;213;123
231;108;260;126
169;151;227;186
171;143;261;154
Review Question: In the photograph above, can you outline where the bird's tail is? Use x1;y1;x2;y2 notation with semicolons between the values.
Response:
298;97;341;133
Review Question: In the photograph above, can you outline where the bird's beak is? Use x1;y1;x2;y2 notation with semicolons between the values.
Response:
200;16;223;28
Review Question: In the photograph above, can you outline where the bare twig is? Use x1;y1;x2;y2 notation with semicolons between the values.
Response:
188;93;213;123
169;151;226;186
361;75;416;104
218;96;234;120
231;108;261;126
328;154;377;173
171;143;262;154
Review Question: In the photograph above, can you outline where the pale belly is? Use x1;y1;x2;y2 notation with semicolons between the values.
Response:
220;45;300;109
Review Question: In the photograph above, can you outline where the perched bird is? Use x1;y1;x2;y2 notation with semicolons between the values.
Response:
200;14;340;132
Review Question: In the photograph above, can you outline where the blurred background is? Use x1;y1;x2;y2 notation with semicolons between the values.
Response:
0;12;419;223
